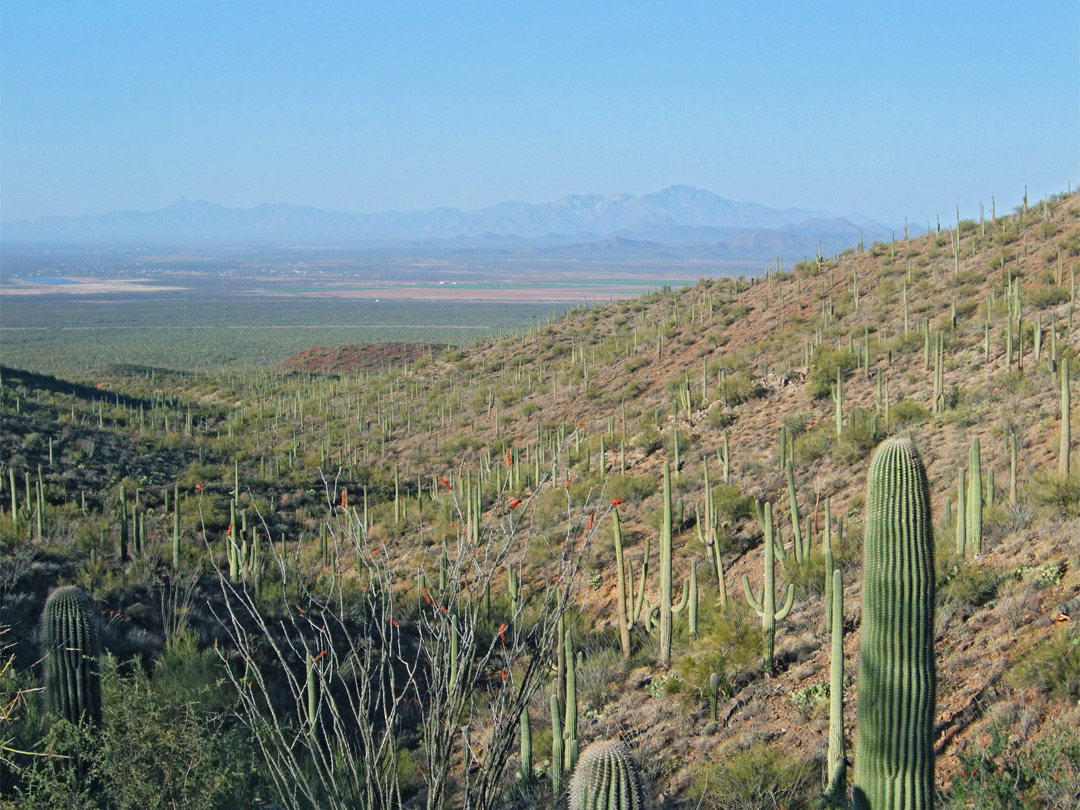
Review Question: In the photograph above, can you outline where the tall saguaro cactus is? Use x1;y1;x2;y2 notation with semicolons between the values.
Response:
42;586;103;727
742;501;794;676
568;740;648;810
658;461;673;669
1062;357;1072;478
853;439;936;810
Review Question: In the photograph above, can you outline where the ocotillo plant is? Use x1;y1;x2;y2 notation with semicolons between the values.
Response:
42;586;103;727
742;501;794;676
568;739;648;810
853;439;935;810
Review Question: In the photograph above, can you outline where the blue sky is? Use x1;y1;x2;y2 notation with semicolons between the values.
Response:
2;1;1077;226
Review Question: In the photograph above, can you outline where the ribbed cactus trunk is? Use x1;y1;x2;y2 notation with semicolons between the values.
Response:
853;439;936;810
568;740;647;810
1062;357;1072;478
42;586;103;727
658;461;673;669
826;568;845;799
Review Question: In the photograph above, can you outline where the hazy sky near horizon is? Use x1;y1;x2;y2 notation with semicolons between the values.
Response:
2;1;1077;226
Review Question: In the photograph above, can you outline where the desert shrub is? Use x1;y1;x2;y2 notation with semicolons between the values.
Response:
689;741;817;810
1030;472;1080;518
1007;624;1080;700
711;483;754;524
830;414;882;467
889;400;931;425
714;371;764;407
937;559;1002;609
946;724;1080;810
1028;284;1070;309
633;427;664;457
603;473;658;505
792;422;832;465
806;348;857;399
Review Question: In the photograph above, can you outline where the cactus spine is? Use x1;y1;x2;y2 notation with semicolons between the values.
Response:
568;740;647;810
853;439;936;810
742;502;794;676
42;586;102;727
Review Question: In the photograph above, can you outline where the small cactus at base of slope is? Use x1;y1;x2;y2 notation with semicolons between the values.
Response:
568;739;648;810
42;586;103;727
853;439;935;810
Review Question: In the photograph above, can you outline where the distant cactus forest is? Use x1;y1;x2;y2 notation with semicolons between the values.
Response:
1;189;1079;810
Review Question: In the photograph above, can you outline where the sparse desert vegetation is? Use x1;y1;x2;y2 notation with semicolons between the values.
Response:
1;190;1079;809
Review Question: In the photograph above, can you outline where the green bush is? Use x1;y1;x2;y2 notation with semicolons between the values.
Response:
889;400;931;425
1008;624;1080;700
689;741;817;810
937;560;1002;609
946;725;1080;810
806;348;857;399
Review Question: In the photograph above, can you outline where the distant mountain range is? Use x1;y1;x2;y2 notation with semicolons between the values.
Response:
1;186;909;261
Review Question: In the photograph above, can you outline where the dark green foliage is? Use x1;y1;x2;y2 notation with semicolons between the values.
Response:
945;726;1080;810
42;586;102;727
1007;624;1080;700
807;348;857;399
854;439;935;810
689;742;817;810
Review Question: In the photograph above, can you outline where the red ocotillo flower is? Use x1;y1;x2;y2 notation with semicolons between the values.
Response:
611;498;626;506
508;498;523;509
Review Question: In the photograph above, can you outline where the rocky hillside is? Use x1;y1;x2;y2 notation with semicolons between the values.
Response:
1;189;1078;809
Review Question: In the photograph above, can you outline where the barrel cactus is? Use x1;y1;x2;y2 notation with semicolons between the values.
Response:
853;439;936;809
568;739;647;810
42;586;103;726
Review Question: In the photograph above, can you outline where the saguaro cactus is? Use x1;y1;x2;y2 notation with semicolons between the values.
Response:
966;436;982;556
742;502;794;675
853;439;936;810
42;586;103;726
826;568;846;800
1062;357;1072;478
658;461;673;669
568;740;647;810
